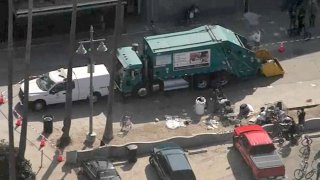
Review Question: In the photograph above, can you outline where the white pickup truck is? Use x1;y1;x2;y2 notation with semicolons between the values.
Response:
19;64;110;111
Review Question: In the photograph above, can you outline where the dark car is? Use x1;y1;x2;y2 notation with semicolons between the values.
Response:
149;142;196;180
81;160;121;180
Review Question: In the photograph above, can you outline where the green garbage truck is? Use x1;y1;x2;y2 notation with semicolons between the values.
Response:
115;25;262;97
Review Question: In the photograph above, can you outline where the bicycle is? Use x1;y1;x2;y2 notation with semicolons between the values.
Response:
272;120;290;144
299;146;311;160
305;159;320;180
301;135;313;147
294;159;309;180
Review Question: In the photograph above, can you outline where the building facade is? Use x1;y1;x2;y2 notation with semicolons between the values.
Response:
0;0;284;41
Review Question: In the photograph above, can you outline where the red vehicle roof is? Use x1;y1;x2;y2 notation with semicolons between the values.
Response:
234;125;273;146
245;131;273;146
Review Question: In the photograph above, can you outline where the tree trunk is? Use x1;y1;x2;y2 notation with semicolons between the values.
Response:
103;0;124;142
18;0;33;159
7;0;16;178
61;0;78;144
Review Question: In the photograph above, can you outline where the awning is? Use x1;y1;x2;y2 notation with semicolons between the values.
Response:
15;0;124;18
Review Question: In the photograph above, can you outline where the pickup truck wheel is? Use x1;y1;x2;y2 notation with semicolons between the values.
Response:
149;157;155;167
232;137;237;150
32;100;46;111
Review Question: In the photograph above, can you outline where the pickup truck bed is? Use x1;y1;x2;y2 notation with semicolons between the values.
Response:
251;151;283;169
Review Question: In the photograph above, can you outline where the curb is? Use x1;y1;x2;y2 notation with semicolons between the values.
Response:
288;104;319;110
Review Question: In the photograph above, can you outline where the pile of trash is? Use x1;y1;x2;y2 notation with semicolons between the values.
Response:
165;115;192;130
253;101;291;125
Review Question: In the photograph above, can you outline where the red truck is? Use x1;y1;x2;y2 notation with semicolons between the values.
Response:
233;125;285;180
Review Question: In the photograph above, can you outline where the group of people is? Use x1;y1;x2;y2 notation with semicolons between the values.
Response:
285;108;306;142
288;0;318;34
250;102;306;142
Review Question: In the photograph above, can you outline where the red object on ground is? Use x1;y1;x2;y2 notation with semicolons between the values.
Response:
57;153;64;162
15;118;22;127
278;42;285;53
40;137;46;148
0;94;4;105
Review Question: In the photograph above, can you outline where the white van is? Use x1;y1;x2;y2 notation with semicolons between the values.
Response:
19;64;110;111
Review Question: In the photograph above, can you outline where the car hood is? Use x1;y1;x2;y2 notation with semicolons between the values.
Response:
21;79;46;94
250;151;284;169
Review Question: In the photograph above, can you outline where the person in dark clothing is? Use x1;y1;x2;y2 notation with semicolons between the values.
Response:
298;8;306;34
297;108;306;124
310;13;316;27
288;119;297;140
289;7;297;28
297;108;306;133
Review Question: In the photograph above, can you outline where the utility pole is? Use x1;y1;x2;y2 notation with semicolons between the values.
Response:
7;0;17;178
103;0;124;142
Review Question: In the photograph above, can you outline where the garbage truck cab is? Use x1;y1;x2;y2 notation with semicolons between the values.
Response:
115;46;145;96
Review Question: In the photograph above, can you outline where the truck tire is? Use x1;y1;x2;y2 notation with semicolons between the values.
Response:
135;84;148;98
32;100;46;111
152;80;164;92
92;92;101;103
194;76;209;89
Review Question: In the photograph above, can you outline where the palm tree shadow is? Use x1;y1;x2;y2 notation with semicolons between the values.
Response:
40;149;63;180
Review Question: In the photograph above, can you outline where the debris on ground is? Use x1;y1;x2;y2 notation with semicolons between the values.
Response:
165;115;192;129
203;119;219;130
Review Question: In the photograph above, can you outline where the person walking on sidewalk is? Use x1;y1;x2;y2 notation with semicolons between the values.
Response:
297;108;306;133
297;7;306;34
289;7;297;29
309;0;318;27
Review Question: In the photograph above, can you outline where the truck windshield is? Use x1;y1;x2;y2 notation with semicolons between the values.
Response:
36;73;55;91
250;144;275;155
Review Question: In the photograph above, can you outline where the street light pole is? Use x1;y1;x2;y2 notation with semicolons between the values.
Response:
76;26;107;143
89;25;94;136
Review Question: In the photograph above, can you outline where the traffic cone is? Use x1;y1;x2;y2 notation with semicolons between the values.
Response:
278;42;285;53
0;94;4;105
40;137;46;148
57;151;64;162
15;118;22;127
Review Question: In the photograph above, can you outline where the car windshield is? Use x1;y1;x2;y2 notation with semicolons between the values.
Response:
36;73;55;91
250;144;275;155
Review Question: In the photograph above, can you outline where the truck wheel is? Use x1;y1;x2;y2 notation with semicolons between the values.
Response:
135;85;148;98
92;92;101;103
32;100;46;111
195;76;209;89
